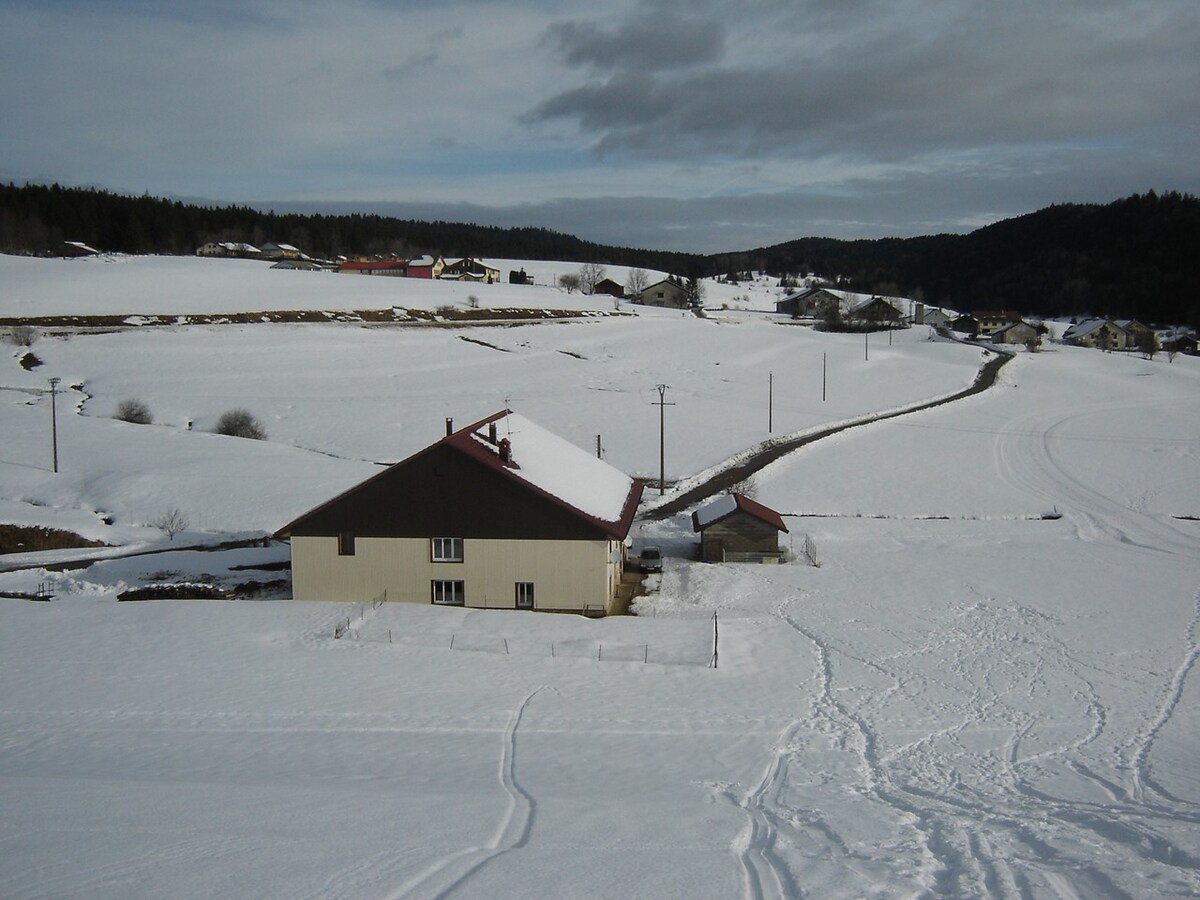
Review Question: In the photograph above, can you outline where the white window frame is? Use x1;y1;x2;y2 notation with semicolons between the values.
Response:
431;580;465;606
515;582;535;610
431;537;464;563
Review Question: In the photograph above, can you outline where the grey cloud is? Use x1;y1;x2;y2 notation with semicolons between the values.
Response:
384;48;440;82
543;11;724;72
528;1;1200;166
265;139;1197;253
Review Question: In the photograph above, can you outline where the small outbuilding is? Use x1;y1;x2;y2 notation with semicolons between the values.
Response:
692;493;789;563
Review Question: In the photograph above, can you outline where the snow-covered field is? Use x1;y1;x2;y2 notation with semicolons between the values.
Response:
1;255;1198;898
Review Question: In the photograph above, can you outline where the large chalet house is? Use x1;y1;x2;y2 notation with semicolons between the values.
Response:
1061;317;1146;350
276;410;643;615
259;242;303;261
776;287;906;327
440;257;501;283
196;242;262;259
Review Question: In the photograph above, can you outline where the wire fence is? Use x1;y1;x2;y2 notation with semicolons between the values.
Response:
336;619;718;668
330;590;720;667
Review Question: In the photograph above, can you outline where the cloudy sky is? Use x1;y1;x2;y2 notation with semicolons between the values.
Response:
2;0;1197;252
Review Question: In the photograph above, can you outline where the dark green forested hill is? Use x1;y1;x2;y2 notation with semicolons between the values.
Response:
741;192;1200;326
0;182;700;277
2;183;1196;325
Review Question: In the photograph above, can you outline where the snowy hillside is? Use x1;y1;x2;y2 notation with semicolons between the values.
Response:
1;254;1198;898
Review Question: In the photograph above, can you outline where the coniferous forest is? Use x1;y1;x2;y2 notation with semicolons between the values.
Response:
2;183;1197;326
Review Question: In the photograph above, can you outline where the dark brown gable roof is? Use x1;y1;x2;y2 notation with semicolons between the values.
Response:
277;410;642;542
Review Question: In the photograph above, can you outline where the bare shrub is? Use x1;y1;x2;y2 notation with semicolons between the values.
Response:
153;507;190;541
725;476;758;499
467;294;480;309
8;325;37;346
214;408;267;440
115;398;153;425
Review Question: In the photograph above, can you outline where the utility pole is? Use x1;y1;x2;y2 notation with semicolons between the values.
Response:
652;384;674;495
865;330;869;361
768;371;773;433
48;377;61;473
46;374;62;472
822;352;827;402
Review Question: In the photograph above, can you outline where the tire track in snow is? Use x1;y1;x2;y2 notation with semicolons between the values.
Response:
383;686;544;900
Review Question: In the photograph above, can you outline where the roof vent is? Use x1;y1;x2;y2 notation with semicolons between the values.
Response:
445;417;453;436
488;421;498;444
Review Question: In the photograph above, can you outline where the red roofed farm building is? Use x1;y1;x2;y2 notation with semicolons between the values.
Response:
276;411;643;614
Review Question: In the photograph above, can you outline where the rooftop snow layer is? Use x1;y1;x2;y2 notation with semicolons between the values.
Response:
469;413;634;525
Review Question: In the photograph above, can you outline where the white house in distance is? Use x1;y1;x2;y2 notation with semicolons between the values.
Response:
276;410;644;615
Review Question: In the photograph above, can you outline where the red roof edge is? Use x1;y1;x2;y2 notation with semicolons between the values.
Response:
693;493;789;533
277;409;644;542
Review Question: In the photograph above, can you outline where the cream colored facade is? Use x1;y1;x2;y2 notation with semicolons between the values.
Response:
290;535;624;612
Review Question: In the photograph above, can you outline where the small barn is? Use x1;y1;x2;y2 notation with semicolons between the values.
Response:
591;277;626;298
692;493;789;563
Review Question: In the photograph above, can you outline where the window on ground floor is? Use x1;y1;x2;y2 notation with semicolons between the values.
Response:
515;582;534;609
338;531;355;556
431;580;465;606
431;537;464;562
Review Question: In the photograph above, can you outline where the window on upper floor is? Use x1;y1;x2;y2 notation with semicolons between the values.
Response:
431;537;463;562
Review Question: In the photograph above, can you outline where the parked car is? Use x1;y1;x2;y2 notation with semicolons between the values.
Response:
639;547;662;573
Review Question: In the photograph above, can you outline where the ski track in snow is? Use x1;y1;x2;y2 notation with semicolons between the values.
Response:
1128;589;1200;807
363;686;544;900
731;720;806;900
718;380;1200;897
738;530;1200;898
992;398;1199;559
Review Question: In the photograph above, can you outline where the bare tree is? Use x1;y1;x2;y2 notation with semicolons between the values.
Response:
558;273;581;293
153;507;189;541
578;262;606;295
625;268;650;299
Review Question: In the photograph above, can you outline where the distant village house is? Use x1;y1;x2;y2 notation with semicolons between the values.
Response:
441;258;501;283
638;278;691;309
